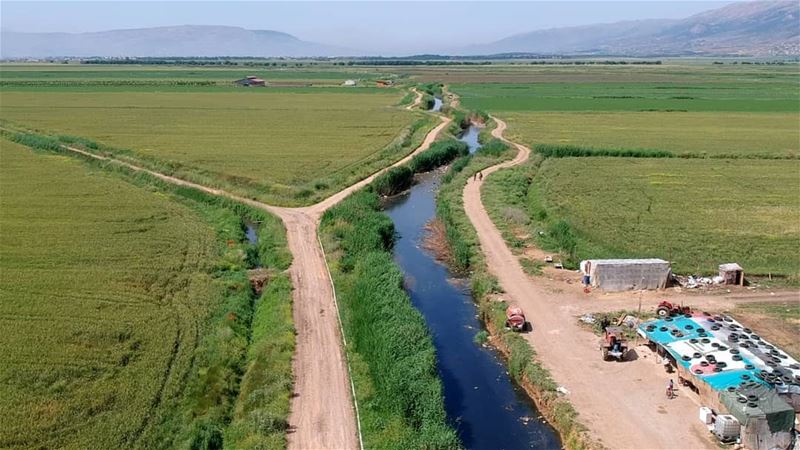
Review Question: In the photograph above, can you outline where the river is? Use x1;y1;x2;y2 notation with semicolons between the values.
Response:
382;123;561;449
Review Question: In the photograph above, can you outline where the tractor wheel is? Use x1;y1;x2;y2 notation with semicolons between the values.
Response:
656;307;670;318
601;348;609;361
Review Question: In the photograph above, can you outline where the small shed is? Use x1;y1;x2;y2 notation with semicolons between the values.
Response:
719;263;744;286
343;79;357;86
376;80;393;87
720;384;795;450
234;75;267;87
588;258;671;292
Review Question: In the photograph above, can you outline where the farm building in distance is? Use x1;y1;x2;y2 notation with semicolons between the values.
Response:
234;76;266;87
587;258;671;291
343;79;357;86
375;79;394;87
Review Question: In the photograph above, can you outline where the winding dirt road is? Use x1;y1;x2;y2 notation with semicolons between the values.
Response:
11;109;451;450
406;88;423;110
463;118;713;449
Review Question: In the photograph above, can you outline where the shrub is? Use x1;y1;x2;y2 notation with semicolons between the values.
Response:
372;166;414;196
409;139;469;173
536;143;674;159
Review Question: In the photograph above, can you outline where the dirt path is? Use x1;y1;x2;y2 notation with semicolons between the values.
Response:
406;88;423;110
12;109;450;450
463;118;714;449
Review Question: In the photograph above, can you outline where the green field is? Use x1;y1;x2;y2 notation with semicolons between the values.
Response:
0;141;225;448
451;67;800;158
502;112;799;158
484;157;800;277
0;64;391;85
0;85;425;205
1;138;295;449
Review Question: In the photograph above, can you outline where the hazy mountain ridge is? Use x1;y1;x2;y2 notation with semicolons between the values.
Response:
469;1;800;56
1;25;348;58
2;2;798;58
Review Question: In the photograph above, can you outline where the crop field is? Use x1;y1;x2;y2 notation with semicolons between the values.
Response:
530;157;800;277
450;66;799;158
0;64;391;86
0;84;424;205
503;112;799;158
402;62;799;84
0;141;223;448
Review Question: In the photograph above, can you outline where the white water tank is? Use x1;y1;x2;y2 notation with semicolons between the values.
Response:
714;415;740;441
699;407;713;425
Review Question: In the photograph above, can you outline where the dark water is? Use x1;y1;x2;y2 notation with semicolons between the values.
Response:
432;96;443;112
383;130;560;449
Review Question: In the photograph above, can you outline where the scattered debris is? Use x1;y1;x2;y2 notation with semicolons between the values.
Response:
544;255;553;263
554;262;563;269
580;314;596;324
557;386;570;395
622;315;640;329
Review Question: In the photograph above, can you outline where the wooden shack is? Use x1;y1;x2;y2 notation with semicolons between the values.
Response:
719;263;744;286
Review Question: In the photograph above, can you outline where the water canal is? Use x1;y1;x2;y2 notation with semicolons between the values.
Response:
382;120;561;449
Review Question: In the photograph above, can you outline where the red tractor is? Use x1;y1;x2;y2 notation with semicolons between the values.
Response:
656;301;692;318
505;305;527;332
600;326;629;361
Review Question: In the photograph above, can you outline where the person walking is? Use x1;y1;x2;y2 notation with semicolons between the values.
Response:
666;379;675;399
478;171;483;181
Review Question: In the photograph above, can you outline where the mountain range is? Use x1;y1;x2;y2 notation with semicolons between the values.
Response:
2;1;798;58
468;1;799;56
1;25;347;58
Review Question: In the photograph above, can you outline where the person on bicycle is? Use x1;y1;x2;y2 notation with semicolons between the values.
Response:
666;379;675;398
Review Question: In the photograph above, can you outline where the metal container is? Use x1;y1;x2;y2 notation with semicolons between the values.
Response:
714;415;740;442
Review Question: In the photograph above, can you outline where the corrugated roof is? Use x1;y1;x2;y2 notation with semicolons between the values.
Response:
589;258;669;265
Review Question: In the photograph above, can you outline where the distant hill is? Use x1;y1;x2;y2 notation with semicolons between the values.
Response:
0;25;348;58
465;1;800;56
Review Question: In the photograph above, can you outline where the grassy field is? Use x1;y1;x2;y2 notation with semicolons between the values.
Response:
483;157;800;278
0;64;392;86
0;85;426;205
502;112;799;158
0;140;224;448
450;68;799;158
0;138;294;449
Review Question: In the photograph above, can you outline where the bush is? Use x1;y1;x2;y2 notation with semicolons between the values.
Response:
536;143;674;159
409;139;469;173
477;139;509;157
372;166;414;196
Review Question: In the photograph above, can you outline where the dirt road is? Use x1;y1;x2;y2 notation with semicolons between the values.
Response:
14;109;451;449
406;88;423;110
463;118;714;449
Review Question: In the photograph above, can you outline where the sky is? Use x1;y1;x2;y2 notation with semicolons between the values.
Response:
2;1;733;54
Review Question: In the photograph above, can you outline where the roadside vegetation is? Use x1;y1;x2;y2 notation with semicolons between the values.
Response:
0;137;294;449
320;190;459;449
316;128;490;448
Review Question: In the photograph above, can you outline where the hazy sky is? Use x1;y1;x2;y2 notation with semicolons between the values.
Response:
2;1;732;54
